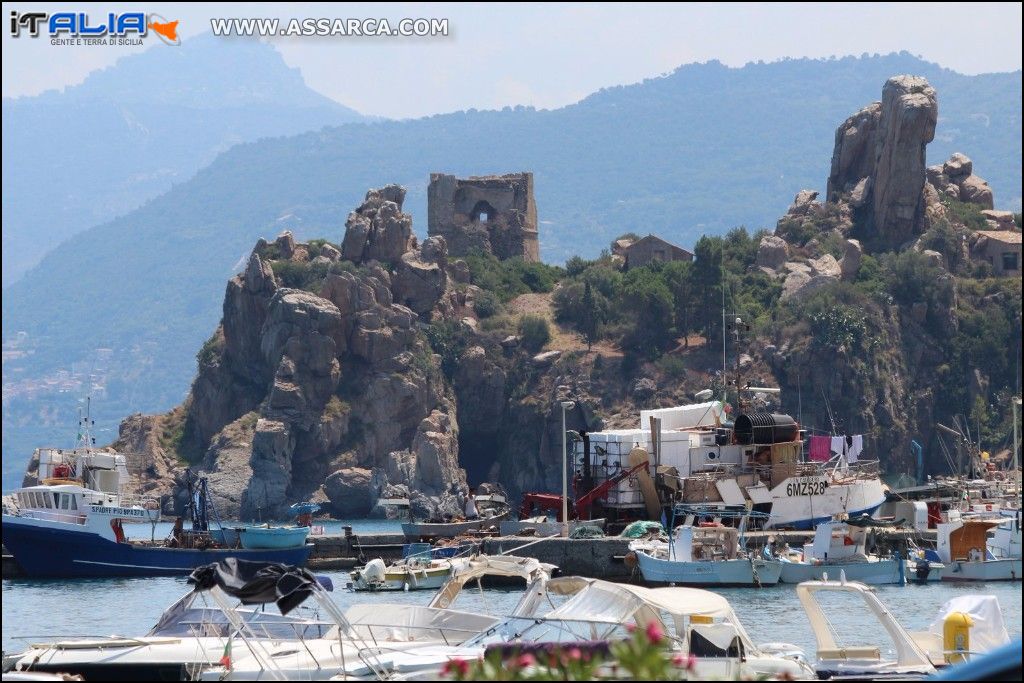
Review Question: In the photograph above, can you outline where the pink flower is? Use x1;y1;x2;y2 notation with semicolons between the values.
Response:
671;652;697;671
441;658;469;678
626;623;637;633
645;621;664;645
515;653;536;670
567;647;583;661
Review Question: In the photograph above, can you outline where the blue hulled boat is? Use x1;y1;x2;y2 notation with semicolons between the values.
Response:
1;433;313;578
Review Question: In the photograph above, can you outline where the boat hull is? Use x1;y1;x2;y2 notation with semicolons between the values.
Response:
940;558;1022;582
636;551;781;586
238;526;310;549
352;566;454;591
498;518;606;538
778;558;905;584
2;517;313;578
402;511;509;538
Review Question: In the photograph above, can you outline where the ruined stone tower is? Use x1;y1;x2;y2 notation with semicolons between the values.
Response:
427;172;539;262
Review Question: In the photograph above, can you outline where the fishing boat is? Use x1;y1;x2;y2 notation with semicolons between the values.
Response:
572;398;888;530
399;493;511;539
936;509;1022;581
797;574;937;678
5;559;337;680
629;507;782;586
1;450;313;577
777;518;942;584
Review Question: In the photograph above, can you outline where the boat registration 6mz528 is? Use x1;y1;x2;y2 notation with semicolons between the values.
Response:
786;477;829;497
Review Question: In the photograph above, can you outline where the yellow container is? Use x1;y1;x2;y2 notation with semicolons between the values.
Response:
943;611;974;664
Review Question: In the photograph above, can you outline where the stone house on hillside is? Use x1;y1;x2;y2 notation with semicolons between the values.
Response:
623;234;693;270
972;230;1021;276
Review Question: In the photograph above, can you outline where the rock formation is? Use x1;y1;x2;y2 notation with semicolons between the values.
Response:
827;75;937;250
124;186;471;519
427;173;539;261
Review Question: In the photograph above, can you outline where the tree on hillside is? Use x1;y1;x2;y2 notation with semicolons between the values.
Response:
662;260;695;347
579;281;605;350
620;268;674;357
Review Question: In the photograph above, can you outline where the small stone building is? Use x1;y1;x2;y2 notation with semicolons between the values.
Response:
427;172;539;261
972;230;1022;276
624;234;693;270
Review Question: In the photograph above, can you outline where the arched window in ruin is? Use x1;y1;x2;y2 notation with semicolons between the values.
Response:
471;200;496;224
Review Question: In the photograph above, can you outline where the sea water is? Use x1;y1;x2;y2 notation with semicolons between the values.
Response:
3;518;1021;657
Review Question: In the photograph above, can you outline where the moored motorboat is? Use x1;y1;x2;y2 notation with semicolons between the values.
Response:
797;574;937;679
630;518;781;586
400;493;510;539
777;519;942;584
937;509;1022;581
5;559;336;681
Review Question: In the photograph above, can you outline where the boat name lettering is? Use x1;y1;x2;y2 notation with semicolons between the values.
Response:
785;478;828;497
89;506;147;517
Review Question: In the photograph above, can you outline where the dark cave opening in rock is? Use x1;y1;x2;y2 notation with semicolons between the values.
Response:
457;429;499;487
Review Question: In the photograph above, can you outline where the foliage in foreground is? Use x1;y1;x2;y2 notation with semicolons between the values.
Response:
441;622;697;681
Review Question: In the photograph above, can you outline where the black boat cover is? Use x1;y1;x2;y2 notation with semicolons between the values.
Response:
188;559;321;614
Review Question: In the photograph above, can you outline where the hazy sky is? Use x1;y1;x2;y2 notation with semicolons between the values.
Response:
3;2;1021;118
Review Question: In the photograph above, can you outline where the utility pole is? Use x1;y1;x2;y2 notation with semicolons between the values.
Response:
560;401;576;538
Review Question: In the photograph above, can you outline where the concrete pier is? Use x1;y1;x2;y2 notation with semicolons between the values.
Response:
2;528;938;580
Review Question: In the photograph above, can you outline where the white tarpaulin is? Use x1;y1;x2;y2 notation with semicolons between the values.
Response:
927;595;1010;653
640;401;724;431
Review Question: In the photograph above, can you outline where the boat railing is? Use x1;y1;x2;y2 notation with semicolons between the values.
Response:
16;508;88;525
117;493;162;512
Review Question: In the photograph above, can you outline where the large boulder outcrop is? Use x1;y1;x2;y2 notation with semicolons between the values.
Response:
871;76;938;247
826;75;938;251
756;235;790;269
341;185;414;265
927;153;995;210
393;236;449;315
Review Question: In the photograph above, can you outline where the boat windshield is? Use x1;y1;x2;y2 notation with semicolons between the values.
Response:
148;607;332;639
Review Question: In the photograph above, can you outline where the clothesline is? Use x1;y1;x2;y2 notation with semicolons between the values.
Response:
808;434;863;463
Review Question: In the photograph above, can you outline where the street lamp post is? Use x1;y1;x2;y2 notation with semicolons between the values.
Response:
560;400;576;538
1013;396;1022;474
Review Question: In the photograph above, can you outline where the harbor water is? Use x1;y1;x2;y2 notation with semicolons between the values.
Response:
2;519;1021;659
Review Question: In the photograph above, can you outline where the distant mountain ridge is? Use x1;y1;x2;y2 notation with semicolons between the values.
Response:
2;51;1020;489
1;33;364;285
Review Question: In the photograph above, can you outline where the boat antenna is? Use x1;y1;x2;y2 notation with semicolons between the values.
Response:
77;396;95;451
721;246;727;405
821;390;838;436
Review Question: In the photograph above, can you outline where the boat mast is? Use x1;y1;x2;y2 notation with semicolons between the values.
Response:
77;396;94;451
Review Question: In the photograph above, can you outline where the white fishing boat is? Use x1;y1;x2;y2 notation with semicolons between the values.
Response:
777;519;942;584
573;400;888;530
630;521;782;586
937;509;1022;581
797;574;937;678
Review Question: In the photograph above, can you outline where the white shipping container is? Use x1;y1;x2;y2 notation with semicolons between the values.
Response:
639;401;724;431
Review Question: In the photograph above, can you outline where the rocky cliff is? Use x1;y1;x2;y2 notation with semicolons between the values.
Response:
108;75;1020;516
764;75;1018;474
